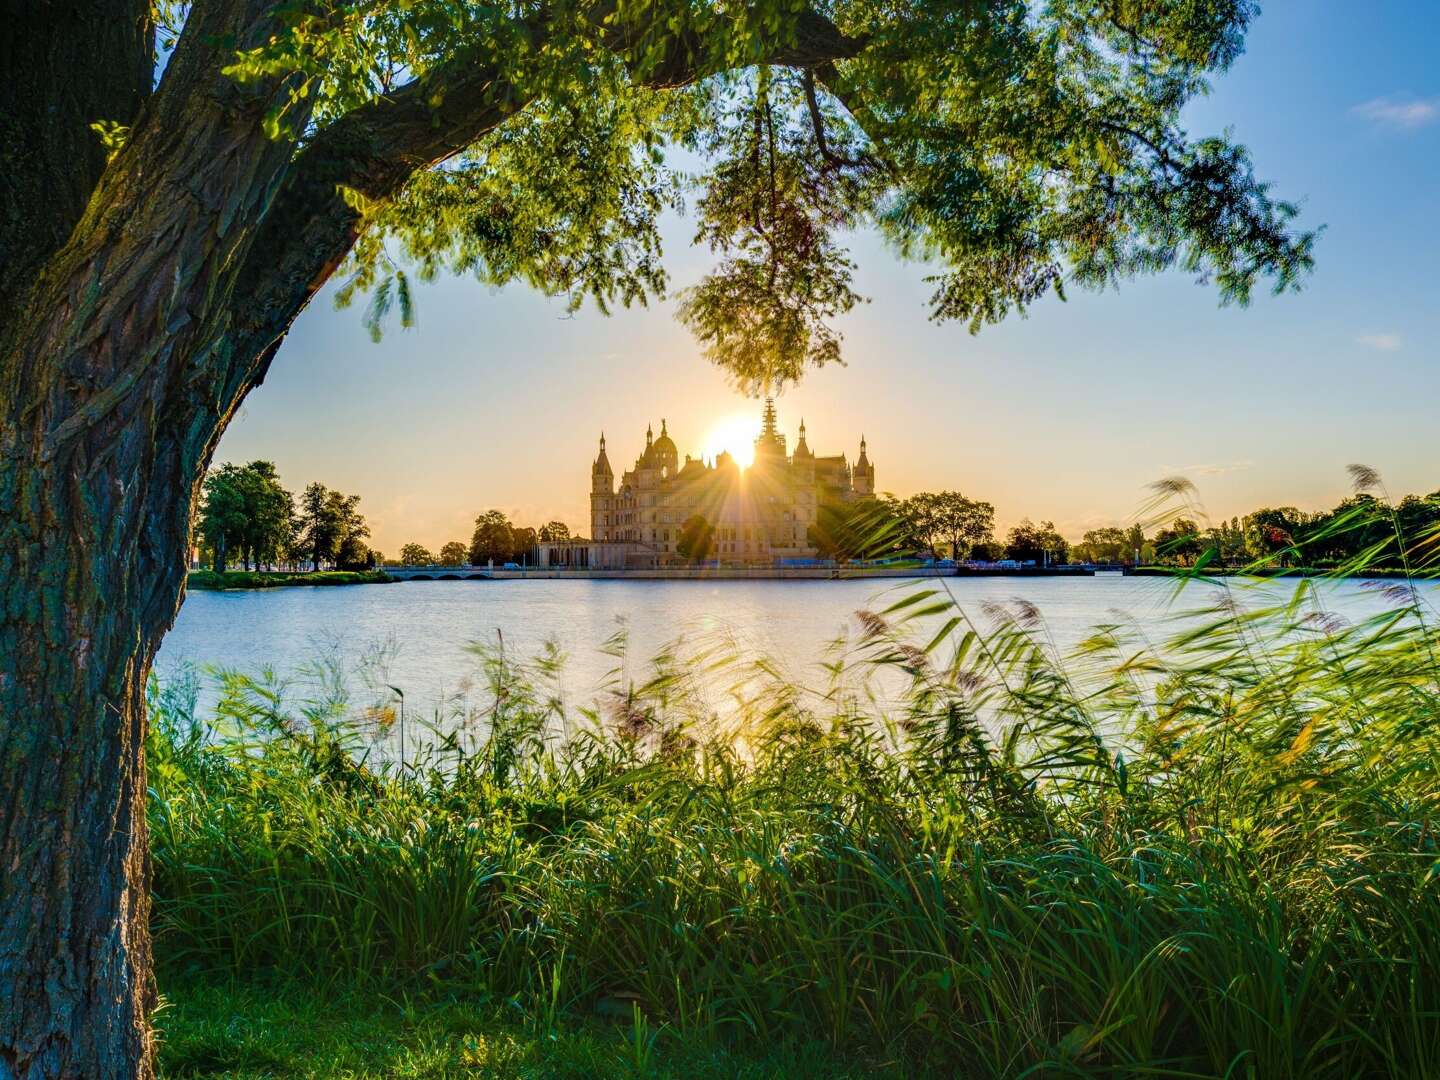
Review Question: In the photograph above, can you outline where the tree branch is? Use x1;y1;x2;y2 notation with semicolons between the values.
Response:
802;67;870;170
217;7;868;403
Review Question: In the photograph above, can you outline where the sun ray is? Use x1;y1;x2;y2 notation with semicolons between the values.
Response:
701;412;761;469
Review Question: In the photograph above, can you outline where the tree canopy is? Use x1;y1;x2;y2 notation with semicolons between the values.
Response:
217;0;1314;393
676;514;716;563
196;460;294;572
295;483;372;571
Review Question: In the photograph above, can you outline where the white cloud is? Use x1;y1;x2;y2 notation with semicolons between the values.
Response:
1157;462;1253;478
1357;332;1403;351
1351;96;1440;129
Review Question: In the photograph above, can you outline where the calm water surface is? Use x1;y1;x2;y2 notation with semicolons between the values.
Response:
156;575;1431;721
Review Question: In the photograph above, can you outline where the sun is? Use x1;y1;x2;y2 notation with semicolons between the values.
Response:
701;412;761;469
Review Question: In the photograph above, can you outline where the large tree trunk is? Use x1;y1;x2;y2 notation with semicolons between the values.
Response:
0;448;191;1080
0;4;305;1074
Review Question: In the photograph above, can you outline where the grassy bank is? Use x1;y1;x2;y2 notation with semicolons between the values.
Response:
186;568;392;590
157;980;885;1078
148;575;1440;1077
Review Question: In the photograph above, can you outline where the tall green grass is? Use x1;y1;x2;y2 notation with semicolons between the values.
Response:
149;482;1440;1077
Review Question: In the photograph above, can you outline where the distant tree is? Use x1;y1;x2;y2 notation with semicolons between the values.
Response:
510;526;539;564
196;461;293;571
295;483;370;570
931;492;995;561
538;521;572;543
470;510;515;566
1248;506;1309;565
236;460;294;570
399;543;435;566
1075;526;1129;564
438;541;469;566
1202;516;1249;565
1125;524;1148;564
968;539;1001;562
330;491;372;570
1153;517;1203;565
676;515;715;563
295;483;341;571
1397;492;1440;569
197;465;248;573
899;493;943;558
1005;519;1069;565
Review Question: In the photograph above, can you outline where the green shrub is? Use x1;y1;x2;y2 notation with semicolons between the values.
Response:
187;569;392;590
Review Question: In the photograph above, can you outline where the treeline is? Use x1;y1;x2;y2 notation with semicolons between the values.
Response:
195;461;374;573
803;493;1073;565
395;511;577;567
1130;486;1440;569
664;492;1071;566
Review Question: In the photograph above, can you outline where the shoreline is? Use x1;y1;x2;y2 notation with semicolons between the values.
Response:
186;564;1434;590
186;569;394;590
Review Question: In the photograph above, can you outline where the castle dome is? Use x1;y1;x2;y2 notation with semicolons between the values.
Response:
650;418;679;471
651;417;677;455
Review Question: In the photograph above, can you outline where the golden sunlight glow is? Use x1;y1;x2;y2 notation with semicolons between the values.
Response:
701;412;761;469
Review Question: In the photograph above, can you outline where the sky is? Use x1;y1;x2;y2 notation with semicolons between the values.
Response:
215;1;1440;556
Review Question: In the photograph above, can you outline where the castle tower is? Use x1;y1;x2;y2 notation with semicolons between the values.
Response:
853;435;874;497
754;396;786;462
592;433;613;494
591;433;615;540
794;418;813;459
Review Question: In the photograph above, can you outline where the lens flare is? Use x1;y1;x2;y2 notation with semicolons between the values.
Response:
701;412;761;469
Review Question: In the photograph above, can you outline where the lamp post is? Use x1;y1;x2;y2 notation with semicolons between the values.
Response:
386;684;405;773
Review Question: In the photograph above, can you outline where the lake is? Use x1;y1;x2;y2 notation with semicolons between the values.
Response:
156;574;1432;732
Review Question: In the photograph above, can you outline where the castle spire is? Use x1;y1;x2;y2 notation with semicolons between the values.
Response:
593;431;613;492
853;433;873;495
761;396;778;438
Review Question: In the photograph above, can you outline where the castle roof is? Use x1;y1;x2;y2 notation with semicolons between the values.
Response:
651;417;677;456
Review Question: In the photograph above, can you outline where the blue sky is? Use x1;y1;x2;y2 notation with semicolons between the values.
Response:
217;1;1440;554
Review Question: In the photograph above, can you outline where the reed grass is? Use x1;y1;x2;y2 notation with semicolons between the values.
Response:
150;486;1440;1077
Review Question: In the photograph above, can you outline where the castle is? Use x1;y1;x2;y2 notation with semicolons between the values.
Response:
536;400;873;569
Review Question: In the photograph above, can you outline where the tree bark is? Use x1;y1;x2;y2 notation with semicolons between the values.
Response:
0;3;305;1075
0;1;154;309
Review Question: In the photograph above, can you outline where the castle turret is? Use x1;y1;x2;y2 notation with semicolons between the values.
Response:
853;435;874;497
590;433;616;542
794;418;813;459
651;418;678;475
592;433;614;494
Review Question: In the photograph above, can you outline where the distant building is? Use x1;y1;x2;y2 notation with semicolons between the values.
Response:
535;400;874;569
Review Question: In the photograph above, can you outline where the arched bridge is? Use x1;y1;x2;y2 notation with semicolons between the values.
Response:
384;565;497;581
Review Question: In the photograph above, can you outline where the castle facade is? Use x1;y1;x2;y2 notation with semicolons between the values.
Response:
538;400;873;569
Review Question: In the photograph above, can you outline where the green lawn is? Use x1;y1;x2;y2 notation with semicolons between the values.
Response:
158;981;900;1079
187;569;392;590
